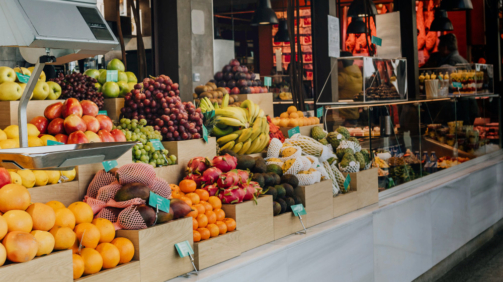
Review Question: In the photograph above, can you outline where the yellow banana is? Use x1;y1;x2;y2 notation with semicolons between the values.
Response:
235;107;249;123
238;139;252;155
256;133;270;153
217;134;239;146
232;142;243;154
260;117;267;133
258;109;265;117
215;108;247;124
237;128;252;143
220;141;235;151
249;118;262;140
222;94;229;108
217;117;245;127
246;134;264;154
247;102;256;123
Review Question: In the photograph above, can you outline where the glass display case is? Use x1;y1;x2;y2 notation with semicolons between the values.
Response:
264;74;292;101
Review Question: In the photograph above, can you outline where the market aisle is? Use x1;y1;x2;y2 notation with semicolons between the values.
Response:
436;230;503;282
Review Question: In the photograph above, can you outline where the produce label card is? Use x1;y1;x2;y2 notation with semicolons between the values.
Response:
452;82;462;88
102;160;118;172
150;139;164;150
291;204;307;216
98;110;107;116
343;174;351;192
288;126;300;137
16;72;30;84
317;107;324;118
202;125;208;143
149;191;170;213
47;140;64;146
175;241;194;258
106;70;118;82
264;76;272;87
371;36;382;46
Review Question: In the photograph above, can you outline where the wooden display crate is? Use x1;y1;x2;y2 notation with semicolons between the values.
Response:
75;262;140;282
162;138;217;177
295;180;334;228
0;100;64;129
153;164;181;185
102;98;124;122
0;250;72;282
116;217;193;282
273;212;304;240
332;190;358;218
343;168;379;209
280;124;323;138
29;181;80;206
234;93;274;117
221;195;274;253
194;231;241;270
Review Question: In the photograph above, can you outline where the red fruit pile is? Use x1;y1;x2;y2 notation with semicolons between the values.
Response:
213;59;267;94
49;72;104;109
122;75;203;141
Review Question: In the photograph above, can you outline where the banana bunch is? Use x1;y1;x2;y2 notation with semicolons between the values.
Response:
199;96;216;113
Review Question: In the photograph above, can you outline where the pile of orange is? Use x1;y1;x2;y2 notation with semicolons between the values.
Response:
172;180;237;242
271;106;320;127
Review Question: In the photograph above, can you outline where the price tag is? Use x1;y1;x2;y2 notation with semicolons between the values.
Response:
16;72;30;84
371;36;382;46
288;126;300;138
150;139;164;150
343;174;351;192
175;241;194;258
388;178;395;188
316;107;324;118
202;125;208;143
47;140;64;146
148;191;170;213
264;77;272;87
102;160;118;172
106;70;118;82
452;82;462;88
98;110;107;116
291;204;307;216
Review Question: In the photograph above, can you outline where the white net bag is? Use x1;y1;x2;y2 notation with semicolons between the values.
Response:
338;161;360;173
322;161;340;196
349;141;362;153
299;156;312;171
296;171;322;186
283;158;304;175
304;155;320;169
330;162;346;191
279;146;303;159
319;144;335;162
287;134;325;157
267;138;284;158
365;162;372;170
338;140;355;151
265;158;284;167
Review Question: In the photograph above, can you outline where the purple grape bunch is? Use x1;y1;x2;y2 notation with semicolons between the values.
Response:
50;72;105;109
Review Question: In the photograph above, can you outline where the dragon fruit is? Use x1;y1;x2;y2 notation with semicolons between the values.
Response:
184;173;203;188
236;170;251;186
201;167;222;184
217;170;239;188
186;157;212;175
219;186;246;204
202;184;219;196
212;154;238;172
243;181;263;202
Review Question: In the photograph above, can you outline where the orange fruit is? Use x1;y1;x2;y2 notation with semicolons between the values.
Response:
0;184;31;213
280;112;289;119
298;118;305;126
30;230;55;256
171;190;183;199
185;193;200;205
207;223;219;238
3;210;33;232
67;202;93;224
214;208;225;221
208;196;222;210
179;180;197;193
71;239;79;254
193;230;201;242
2;231;38;263
55;208;76;229
180;196;192;207
196;214;208;228
96;243;120;269
197;228;210;240
50;226;76;250
224;218;236;232
92;218;115;243
216;221;227;235
80;248;103;275
205;211;216;225
26;203;56;231
195;189;209;201
287;106;297;113
192;218;198;230
72;254;85;279
46;200;65;212
194;204;206;215
111;237;135;264
0;243;6;266
0;215;8;240
186;208;198;219
169;184;180;192
74;223;101;249
297;111;305;118
200;201;213;212
289;112;299;119
288;119;299;127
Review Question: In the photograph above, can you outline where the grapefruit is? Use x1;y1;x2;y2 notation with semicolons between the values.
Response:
92;218;115;243
111;237;135;264
95;243;120;269
26;203;56;231
3;210;33;232
54;208;76;229
50;226;76;250
46;200;65;211
72;254;85;279
81;248;103;275
74;223;101;249
67;202;93;224
2;231;38;262
30;230;55;256
0;184;31;212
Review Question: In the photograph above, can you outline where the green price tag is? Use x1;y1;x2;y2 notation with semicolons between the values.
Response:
175;241;194;258
452;82;462;88
47;140;64;146
148;191;170;213
291;204;307;216
202;125;208;143
150;139;164;151
106;70;118;82
317;107;323;118
16;72;30;84
388;178;395;188
288;126;300;138
371;36;382;46
102;160;118;172
264;77;272;87
343;174;351;192
98;110;107;116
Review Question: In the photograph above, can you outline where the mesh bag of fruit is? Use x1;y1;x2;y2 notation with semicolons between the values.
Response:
337;140;355;152
282;158;304;175
348;141;362;153
96;181;122;202
106;198;146;209
287;134;326;158
83;196;107;215
149;177;171;199
315;162;331;181
96;207;122;224
87;170;117;198
304;155;320;169
330;162;346;191
323;161;340;196
365;162;372;170
338;161;360;173
279;146;303;160
117;163;156;187
117;205;149;230
265;158;284;167
296;171;322;186
299;156;313;171
267;138;284;158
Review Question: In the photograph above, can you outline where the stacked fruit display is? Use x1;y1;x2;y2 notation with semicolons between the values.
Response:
121;75;203;141
0;123;54;148
267;116;286;143
83;59;138;99
270;106;320;128
0;66;61;101
2;167;76;189
49;72;104;108
193;83;241;107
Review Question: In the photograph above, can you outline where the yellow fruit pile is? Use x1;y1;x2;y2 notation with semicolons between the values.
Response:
0;66;56;101
8;168;76;188
271;106;320;128
0;124;57;149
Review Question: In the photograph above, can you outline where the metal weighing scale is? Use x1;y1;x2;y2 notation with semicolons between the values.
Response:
0;0;135;169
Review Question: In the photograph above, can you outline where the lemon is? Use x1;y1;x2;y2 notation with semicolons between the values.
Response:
33;170;49;186
61;169;76;182
27;124;41;137
0;129;7;141
17;169;36;188
0;139;19;149
9;172;22;185
28;136;44;147
45;170;61;185
4;125;19;139
40;135;57;146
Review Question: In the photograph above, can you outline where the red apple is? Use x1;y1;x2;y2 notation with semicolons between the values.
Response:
82;115;100;133
55;134;68;144
110;129;127;142
81;100;99;117
96;115;113;131
29;116;49;134
67;131;89;144
64;114;87;134
62;98;83;118
84;131;102;143
224;87;230;93
98;130;115;142
44;102;63;120
47;118;65;135
0;168;11;189
231;87;240;94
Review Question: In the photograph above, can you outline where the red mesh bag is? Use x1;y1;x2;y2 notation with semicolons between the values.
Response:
96;207;123;223
83;196;107;215
117;205;148;230
96;181;122;202
149;177;171;199
87;170;117;198
117;163;156;187
106;198;146;209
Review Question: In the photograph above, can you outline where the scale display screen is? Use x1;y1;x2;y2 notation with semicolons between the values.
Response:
77;7;114;41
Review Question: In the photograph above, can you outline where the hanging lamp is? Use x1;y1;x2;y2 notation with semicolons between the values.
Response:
430;10;454;31
439;0;473;11
347;17;367;34
251;0;279;26
274;19;290;42
347;0;377;17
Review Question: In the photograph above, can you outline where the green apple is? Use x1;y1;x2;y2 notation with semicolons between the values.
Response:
99;69;107;74
98;70;107;85
102;81;120;98
128;82;137;90
126;71;138;83
95;82;102;93
118;71;128;83
117;81;131;97
107;59;125;72
32;81;50;100
27;67;46;82
0;67;17;84
0;81;23;101
84;69;100;79
47;81;62;100
16;82;29;99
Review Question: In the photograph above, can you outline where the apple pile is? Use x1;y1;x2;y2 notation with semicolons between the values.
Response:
84;59;139;99
49;72;105;109
210;59;267;94
31;98;126;144
0;66;62;101
122;75;203;141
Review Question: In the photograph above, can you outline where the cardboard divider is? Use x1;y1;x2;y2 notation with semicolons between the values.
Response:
102;98;124;122
193;231;241;270
162;137;217;179
343;168;379;209
75;262;140;282
295;180;334;228
273;211;304;240
280;124;323;138
29;180;80;206
234;93;274;117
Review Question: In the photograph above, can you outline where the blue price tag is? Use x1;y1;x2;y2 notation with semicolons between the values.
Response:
148;191;170;213
106;70;118;82
102;160;118;172
371;36;382;46
47;140;64;146
16;72;30;84
316;107;324;118
288;126;300;138
98;110;107;116
291;204;307;216
175;241;194;258
343;174;351;192
150;139;164;151
202;125;208;143
452;82;462;88
264;77;272;87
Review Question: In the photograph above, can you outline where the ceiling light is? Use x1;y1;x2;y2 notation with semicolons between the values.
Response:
347;0;377;18
251;0;279;26
347;17;367;34
430;10;454;31
439;0;473;11
274;19;290;42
